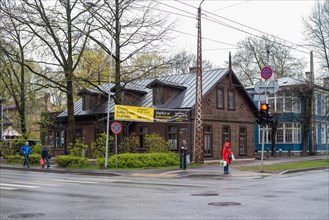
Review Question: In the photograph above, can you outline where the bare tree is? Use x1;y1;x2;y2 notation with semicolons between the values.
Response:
303;0;329;75
0;3;35;135
1;0;95;147
233;35;306;86
169;50;214;75
84;0;175;104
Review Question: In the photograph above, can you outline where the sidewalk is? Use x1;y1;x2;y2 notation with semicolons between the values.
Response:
0;155;328;178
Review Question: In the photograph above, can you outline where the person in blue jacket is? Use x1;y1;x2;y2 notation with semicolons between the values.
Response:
21;142;32;168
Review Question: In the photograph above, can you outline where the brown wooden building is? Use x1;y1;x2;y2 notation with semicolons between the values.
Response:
43;67;258;160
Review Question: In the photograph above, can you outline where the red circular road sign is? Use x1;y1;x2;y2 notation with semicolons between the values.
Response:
111;122;122;134
260;66;273;80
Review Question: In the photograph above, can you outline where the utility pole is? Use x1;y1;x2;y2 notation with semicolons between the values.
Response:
194;0;205;164
310;51;316;155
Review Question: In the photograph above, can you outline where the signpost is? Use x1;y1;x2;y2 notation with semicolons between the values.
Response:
259;66;273;172
111;122;122;170
261;66;272;80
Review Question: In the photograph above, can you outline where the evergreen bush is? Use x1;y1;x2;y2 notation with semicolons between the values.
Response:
54;155;90;168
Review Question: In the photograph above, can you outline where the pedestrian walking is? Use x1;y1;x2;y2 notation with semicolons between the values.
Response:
21;142;32;168
180;140;187;169
41;146;50;168
222;139;233;175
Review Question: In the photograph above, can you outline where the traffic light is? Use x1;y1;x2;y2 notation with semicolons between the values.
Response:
266;104;273;124
255;103;267;124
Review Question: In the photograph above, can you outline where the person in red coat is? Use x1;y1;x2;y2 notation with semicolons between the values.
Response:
222;140;232;175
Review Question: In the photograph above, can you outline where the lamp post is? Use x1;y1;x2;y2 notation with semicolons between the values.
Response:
105;18;115;168
85;2;114;168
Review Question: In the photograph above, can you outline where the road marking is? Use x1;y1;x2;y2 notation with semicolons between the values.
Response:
0;186;17;190
0;183;39;188
52;179;99;184
14;181;61;187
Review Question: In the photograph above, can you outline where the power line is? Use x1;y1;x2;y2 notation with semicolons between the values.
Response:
171;0;311;54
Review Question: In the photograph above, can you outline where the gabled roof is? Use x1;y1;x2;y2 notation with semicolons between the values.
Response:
146;79;187;90
58;68;256;118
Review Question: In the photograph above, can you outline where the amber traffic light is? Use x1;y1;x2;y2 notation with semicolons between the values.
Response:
260;103;268;111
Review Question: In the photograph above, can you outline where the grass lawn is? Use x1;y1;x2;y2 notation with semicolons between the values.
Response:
236;159;329;173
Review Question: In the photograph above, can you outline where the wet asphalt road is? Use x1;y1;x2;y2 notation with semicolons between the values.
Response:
0;169;328;219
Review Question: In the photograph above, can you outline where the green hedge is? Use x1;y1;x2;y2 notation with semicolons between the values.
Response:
96;152;179;169
6;154;41;165
54;155;90;168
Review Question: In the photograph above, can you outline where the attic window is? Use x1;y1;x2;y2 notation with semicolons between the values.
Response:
153;87;164;105
83;95;91;110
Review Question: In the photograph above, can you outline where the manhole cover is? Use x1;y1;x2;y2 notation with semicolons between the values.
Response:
208;202;241;206
191;193;219;196
8;213;46;218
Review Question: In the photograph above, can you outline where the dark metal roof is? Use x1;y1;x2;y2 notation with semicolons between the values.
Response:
146;79;187;90
58;68;255;118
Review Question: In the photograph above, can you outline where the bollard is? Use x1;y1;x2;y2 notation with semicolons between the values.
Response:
288;148;291;157
279;149;282;157
266;148;269;158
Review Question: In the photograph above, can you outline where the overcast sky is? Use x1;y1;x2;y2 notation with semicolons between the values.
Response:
158;0;320;74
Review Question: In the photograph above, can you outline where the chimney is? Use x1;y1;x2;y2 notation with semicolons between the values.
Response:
189;67;197;74
324;77;329;88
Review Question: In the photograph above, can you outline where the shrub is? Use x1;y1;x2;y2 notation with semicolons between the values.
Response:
118;133;139;153
91;133;113;158
96;152;179;169
31;142;42;155
54;155;90;168
6;155;24;164
6;154;41;165
69;138;88;157
145;133;170;153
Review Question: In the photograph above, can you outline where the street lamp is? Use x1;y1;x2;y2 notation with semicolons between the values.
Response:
105;18;114;168
85;2;114;168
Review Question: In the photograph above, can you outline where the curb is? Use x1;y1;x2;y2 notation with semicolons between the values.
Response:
0;165;120;177
279;166;329;175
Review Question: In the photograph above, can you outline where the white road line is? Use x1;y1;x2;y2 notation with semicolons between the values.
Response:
14;181;61;187
0;186;17;190
0;183;39;188
52;179;99;184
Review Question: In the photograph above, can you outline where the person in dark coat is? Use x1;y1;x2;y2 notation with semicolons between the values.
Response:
180;140;187;169
41;146;50;168
21;142;32;168
222;140;232;175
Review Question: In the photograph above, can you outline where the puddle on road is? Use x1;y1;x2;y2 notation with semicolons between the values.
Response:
8;213;46;218
208;202;241;206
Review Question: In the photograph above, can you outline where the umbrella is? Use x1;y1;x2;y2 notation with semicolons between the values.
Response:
3;126;21;140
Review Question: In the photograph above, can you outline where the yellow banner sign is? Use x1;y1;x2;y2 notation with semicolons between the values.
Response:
114;105;154;122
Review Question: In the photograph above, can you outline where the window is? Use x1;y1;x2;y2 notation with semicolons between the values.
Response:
153;87;164;105
44;131;53;147
276;97;284;112
76;129;82;140
284;97;292;112
228;90;234;110
55;130;65;148
204;126;212;156
167;126;178;150
321;125;326;144
292;97;301;113
139;127;148;149
83;95;91;110
259;125;272;144
260;123;301;144
239;128;247;156
222;126;230;146
216;88;224;108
